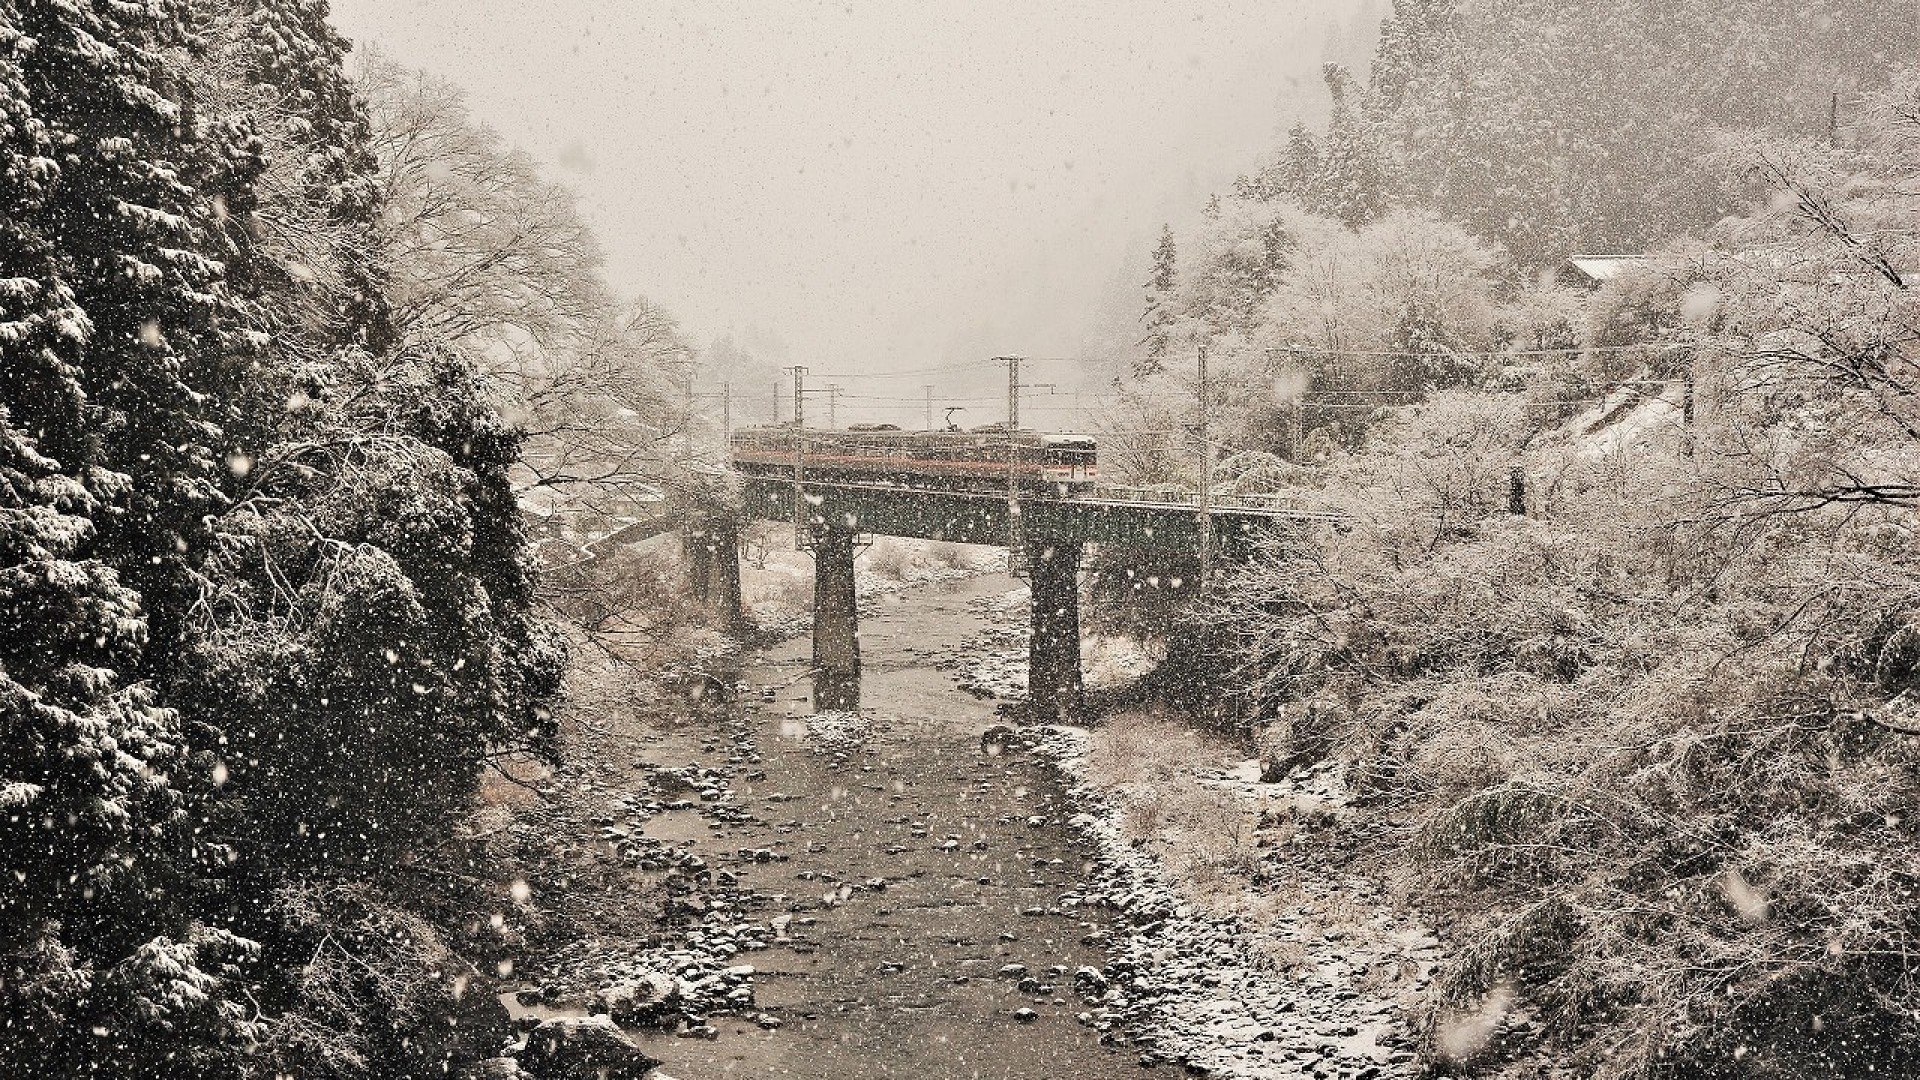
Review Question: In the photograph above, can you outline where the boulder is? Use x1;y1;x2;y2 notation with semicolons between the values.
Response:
979;724;1019;755
594;971;681;1025
1073;966;1109;999
516;1015;662;1080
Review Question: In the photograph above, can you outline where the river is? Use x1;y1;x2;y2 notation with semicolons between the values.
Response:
616;571;1165;1078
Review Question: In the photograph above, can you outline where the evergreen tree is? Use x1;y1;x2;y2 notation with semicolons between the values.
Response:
19;0;261;663
1247;0;1919;269
166;6;566;1073
1277;123;1323;203
204;0;387;350
1365;0;1455;114
1310;63;1389;226
169;0;563;888
1386;295;1472;391
0;1;263;1074
1235;123;1324;207
1138;224;1178;375
4;3;568;1075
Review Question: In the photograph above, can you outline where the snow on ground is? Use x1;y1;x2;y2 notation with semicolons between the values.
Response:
1556;381;1689;462
1029;725;1436;1079
787;710;874;757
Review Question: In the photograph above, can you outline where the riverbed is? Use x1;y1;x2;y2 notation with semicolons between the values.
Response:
615;571;1164;1078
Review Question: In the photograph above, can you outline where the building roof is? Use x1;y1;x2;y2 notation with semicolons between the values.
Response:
1566;255;1649;284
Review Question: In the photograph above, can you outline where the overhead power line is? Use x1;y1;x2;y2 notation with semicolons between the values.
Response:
803;359;989;380
783;341;1687;386
1264;341;1688;361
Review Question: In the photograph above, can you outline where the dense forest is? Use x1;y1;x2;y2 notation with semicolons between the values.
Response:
1097;2;1920;1077
0;2;692;1076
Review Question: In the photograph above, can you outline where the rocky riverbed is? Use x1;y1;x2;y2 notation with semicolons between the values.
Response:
495;568;1436;1079
498;573;1166;1078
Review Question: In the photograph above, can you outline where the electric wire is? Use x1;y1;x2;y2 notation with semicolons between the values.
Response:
793;340;1685;384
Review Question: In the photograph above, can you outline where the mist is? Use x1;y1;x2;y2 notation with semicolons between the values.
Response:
327;0;1379;410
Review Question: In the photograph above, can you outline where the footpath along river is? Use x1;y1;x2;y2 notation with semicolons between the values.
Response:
618;571;1168;1078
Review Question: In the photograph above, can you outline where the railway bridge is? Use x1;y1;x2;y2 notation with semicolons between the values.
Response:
684;460;1333;719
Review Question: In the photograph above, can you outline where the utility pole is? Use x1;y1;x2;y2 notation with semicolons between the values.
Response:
1006;356;1020;430
1197;341;1213;587
1001;356;1024;569
791;366;807;548
924;385;934;432
772;379;782;425
682;361;695;463
826;384;840;430
722;381;732;443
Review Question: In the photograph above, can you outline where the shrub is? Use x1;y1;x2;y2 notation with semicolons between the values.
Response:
1214;416;1920;1078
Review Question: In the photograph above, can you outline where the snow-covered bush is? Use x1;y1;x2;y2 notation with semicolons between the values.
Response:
1211;81;1920;1075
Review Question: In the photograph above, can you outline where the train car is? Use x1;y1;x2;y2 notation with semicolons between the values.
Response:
730;426;1097;493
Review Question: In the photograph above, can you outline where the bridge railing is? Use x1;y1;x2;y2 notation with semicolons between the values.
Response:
731;427;1095;465
1086;485;1335;516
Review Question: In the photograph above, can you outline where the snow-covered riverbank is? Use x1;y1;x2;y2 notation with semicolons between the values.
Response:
936;580;1444;1078
1025;725;1436;1078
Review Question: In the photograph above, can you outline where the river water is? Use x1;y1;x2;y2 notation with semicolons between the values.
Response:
624;572;1164;1079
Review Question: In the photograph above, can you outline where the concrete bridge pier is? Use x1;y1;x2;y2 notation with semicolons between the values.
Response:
683;524;714;605
706;517;743;630
1026;537;1083;720
811;527;861;711
684;518;744;630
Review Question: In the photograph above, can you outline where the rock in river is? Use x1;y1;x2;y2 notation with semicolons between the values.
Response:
593;971;680;1025
515;1015;661;1079
1073;965;1110;999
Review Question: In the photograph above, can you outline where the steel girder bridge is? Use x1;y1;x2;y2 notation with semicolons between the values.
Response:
678;462;1335;720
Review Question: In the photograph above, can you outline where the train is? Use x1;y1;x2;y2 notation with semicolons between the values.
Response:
729;425;1098;492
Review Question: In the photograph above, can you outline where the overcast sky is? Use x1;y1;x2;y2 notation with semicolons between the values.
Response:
329;0;1373;401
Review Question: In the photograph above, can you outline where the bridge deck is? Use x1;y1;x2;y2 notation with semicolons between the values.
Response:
736;474;1332;551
